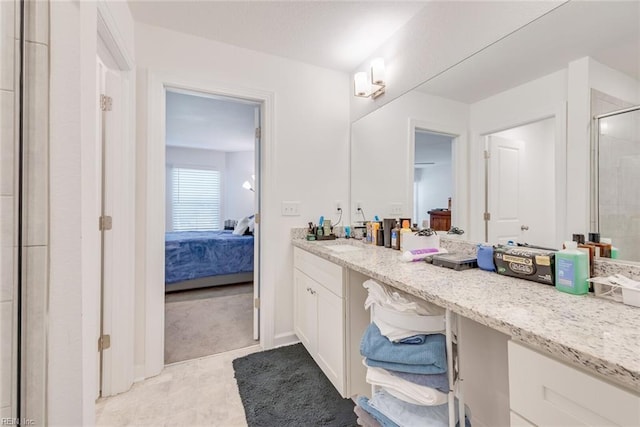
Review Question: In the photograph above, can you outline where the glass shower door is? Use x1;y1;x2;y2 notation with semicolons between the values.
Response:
597;107;640;262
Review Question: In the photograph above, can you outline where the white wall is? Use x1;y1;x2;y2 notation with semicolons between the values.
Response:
351;90;469;228
225;151;255;221
350;1;564;121
135;22;350;368
49;0;135;424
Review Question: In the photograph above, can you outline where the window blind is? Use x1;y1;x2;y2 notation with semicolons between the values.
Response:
171;167;221;231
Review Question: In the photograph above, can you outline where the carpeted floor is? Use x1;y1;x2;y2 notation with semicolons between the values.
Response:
165;282;257;364
233;343;358;427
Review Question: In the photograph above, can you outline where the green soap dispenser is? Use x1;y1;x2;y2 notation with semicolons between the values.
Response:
555;241;589;295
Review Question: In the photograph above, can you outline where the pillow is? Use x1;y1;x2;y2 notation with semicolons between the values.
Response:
233;217;250;235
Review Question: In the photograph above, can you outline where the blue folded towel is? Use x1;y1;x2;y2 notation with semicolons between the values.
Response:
357;396;399;427
361;323;447;374
369;389;472;427
398;334;427;344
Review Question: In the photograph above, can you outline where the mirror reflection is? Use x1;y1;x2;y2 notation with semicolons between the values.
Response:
414;130;454;231
350;1;639;262
596;107;640;262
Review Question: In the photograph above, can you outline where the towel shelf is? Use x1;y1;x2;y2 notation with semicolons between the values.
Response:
364;280;465;427
372;303;445;333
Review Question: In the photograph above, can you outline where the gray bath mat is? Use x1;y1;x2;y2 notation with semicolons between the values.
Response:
232;343;357;427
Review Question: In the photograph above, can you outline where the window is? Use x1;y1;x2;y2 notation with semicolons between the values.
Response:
171;167;221;231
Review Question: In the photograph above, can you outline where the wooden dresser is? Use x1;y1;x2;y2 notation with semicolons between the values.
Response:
428;210;451;231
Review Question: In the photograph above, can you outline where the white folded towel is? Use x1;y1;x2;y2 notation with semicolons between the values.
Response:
373;317;428;342
366;365;449;406
363;280;444;316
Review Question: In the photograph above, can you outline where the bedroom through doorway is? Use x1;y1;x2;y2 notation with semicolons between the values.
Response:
163;88;261;364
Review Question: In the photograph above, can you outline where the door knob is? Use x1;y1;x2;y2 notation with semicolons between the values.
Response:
521;225;530;231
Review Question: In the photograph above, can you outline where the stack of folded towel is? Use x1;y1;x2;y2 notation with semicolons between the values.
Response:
353;280;471;427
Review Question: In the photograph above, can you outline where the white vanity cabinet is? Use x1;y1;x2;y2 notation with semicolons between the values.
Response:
508;341;640;426
293;247;346;396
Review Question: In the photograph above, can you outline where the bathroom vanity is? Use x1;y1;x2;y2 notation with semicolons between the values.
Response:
292;237;640;427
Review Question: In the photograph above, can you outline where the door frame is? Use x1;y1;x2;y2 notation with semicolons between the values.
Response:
408;118;469;234
142;71;274;377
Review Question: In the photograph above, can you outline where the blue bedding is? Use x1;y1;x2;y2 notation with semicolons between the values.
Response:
165;230;254;285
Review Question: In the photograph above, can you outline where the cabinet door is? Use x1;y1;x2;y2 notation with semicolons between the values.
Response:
293;269;317;354
315;282;345;396
509;341;640;426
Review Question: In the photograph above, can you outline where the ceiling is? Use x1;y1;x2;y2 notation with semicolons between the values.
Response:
127;1;426;72
165;90;258;152
417;1;640;103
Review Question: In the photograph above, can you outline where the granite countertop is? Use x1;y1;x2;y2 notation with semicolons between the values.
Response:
291;238;640;393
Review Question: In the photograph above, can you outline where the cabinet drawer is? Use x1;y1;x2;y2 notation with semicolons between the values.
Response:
508;341;640;426
294;247;343;298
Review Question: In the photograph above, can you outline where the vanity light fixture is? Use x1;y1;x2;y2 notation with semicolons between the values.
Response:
242;181;254;192
243;174;255;192
354;58;386;99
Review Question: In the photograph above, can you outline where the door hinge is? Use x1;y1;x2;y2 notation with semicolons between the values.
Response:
100;94;113;111
98;334;111;351
255;127;261;139
255;213;260;224
254;297;260;309
99;215;113;231
484;150;490;159
484;212;491;221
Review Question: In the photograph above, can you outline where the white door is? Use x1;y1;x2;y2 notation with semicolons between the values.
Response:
253;106;261;340
487;136;526;245
97;57;135;397
487;118;556;248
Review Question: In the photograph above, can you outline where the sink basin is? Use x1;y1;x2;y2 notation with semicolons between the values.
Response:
326;244;362;253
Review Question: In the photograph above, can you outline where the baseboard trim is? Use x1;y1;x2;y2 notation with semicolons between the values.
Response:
272;332;299;349
133;364;146;383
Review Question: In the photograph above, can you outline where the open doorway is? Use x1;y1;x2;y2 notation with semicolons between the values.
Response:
414;130;455;231
485;117;556;248
163;89;260;364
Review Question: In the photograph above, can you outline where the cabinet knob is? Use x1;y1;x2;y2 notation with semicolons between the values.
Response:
521;225;530;231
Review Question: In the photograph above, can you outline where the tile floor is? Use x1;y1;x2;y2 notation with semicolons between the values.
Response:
96;344;262;426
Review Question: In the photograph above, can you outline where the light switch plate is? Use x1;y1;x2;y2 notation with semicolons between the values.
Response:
282;201;301;216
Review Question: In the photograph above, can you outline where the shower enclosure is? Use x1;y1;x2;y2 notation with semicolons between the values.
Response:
1;1;49;424
594;105;640;262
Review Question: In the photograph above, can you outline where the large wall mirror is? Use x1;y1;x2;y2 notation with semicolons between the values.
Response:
350;1;639;261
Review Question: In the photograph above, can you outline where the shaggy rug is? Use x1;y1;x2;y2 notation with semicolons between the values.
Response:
232;343;357;427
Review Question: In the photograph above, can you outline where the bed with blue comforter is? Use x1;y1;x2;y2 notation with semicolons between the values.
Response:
165;230;254;291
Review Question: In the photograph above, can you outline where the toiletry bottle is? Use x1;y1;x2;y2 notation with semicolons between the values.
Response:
555;241;589;295
600;238;619;259
376;228;384;246
571;236;595;278
391;221;400;250
586;232;606;258
371;222;380;245
399;220;412;251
